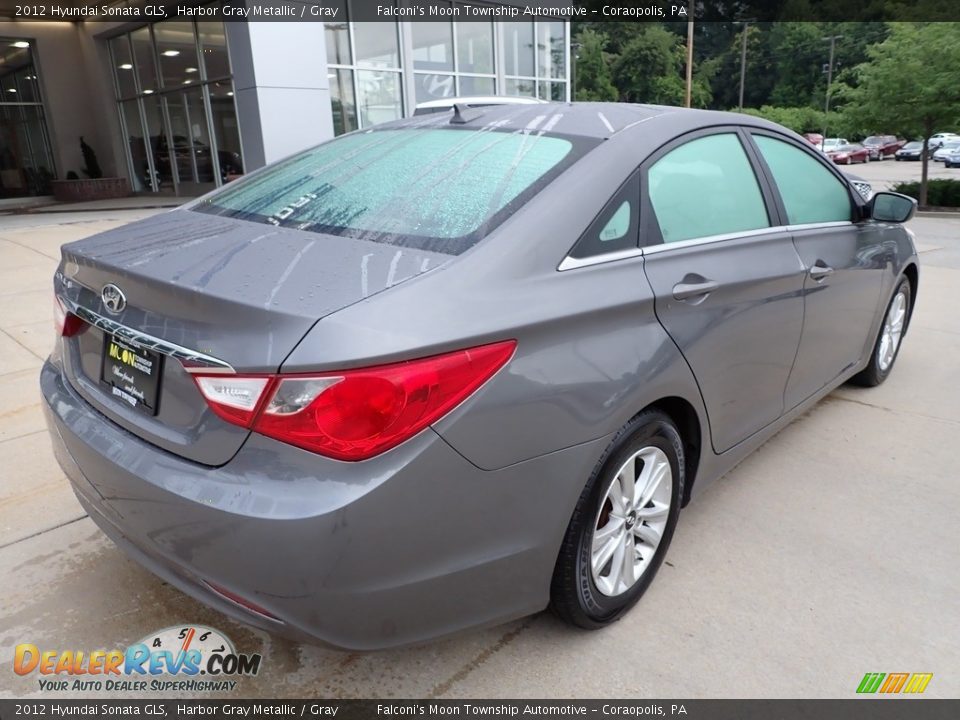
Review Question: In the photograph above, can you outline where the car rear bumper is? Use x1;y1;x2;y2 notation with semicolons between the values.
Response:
40;359;606;650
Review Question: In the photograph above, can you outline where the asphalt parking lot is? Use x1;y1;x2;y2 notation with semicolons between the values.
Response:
839;152;960;191
1;186;958;698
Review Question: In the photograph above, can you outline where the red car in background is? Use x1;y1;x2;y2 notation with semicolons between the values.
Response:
862;135;905;160
827;143;871;164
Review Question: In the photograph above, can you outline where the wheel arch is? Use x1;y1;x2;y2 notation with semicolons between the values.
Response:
645;396;703;507
901;262;919;334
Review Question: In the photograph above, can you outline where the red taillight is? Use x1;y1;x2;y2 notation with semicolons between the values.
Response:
53;295;85;337
189;340;516;461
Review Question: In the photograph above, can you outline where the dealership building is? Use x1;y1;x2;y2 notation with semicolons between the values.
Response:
0;1;570;202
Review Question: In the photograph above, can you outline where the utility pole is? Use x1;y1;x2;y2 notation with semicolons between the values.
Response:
684;0;695;107
736;20;755;112
822;35;843;144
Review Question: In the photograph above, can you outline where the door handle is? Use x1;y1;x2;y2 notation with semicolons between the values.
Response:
809;262;834;281
672;279;719;301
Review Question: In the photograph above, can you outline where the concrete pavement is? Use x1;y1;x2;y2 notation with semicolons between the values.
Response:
0;210;957;699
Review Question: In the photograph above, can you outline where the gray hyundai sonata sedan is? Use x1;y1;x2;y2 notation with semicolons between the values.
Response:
42;103;918;650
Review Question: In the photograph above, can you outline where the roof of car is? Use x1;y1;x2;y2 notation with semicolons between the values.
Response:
381;102;797;141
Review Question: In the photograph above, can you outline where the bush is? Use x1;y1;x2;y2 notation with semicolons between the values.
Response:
892;179;960;207
737;105;827;134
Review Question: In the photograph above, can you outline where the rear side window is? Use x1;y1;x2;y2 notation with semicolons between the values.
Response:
753;135;852;225
647;133;770;244
194;128;587;254
567;171;640;259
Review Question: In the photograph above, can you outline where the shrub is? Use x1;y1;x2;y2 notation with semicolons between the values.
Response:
892;179;960;207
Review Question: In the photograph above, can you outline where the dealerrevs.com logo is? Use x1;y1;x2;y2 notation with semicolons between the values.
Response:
13;625;262;693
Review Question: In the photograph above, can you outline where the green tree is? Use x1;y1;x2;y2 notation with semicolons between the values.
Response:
573;29;618;102
839;22;960;205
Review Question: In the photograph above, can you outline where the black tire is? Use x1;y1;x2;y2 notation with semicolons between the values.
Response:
550;410;684;629
851;277;912;387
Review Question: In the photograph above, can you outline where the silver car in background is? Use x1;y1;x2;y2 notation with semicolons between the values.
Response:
43;103;919;649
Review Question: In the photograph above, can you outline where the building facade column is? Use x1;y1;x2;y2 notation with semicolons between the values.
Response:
225;18;333;171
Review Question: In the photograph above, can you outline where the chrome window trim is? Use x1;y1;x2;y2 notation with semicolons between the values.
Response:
786;220;854;232
557;220;856;270
60;297;235;375
557;247;644;271
640;225;788;255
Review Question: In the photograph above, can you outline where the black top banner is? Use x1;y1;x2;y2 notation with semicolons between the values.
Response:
0;701;958;720
0;0;958;23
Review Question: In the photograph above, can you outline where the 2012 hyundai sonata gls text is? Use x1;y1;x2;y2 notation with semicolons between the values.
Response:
42;103;919;650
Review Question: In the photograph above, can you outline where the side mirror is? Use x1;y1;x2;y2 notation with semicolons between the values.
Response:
870;191;917;224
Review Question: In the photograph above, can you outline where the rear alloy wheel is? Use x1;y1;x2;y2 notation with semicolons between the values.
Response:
550;410;684;629
851;277;911;387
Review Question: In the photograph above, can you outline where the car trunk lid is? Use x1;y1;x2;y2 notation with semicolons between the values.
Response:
54;209;448;466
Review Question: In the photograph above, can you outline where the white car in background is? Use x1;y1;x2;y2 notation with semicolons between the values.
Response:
928;132;959;150
932;139;960;162
820;137;849;152
414;95;548;116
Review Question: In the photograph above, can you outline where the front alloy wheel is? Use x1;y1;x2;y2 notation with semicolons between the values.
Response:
877;289;907;372
851;277;912;387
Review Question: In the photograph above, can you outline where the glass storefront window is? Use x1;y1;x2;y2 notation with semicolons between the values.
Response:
354;22;399;68
415;73;454;103
412;18;453;71
458;75;495;96
111;20;241;195
0;39;55;197
131;27;158;95
324;0;351;67
356;70;401;127
505;78;535;97
457;21;494;75
120;99;150;192
329;68;358;136
154;22;200;89
197;22;230;80
538;80;567;101
111;36;138;98
503;21;535;77
537;21;566;79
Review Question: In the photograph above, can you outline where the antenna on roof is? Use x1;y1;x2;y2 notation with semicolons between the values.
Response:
450;103;468;124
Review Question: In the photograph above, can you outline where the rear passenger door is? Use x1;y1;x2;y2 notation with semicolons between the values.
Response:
640;129;806;454
748;132;886;409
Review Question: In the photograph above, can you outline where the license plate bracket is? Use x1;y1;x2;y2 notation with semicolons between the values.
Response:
100;334;162;416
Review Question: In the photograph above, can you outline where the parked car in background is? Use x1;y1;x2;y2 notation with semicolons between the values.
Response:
821;137;849;152
827;143;871;165
146;135;243;186
928;132;958;150
862;135;904;160
414;95;548;116
894;141;931;161
932;139;960;162
43;103;919;650
944;146;960;168
803;132;824;146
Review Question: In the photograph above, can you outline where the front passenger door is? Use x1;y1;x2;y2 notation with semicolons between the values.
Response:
750;133;886;410
641;130;806;454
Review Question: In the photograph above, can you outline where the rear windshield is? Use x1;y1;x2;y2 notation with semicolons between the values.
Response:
193;127;590;254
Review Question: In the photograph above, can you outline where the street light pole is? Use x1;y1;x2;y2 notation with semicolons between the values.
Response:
684;0;694;107
822;35;843;144
736;20;754;112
